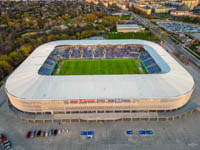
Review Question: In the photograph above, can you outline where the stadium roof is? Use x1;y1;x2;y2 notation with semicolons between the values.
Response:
5;40;194;100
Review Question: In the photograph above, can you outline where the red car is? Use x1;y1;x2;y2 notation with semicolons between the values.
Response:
0;134;7;143
0;133;11;150
26;131;32;139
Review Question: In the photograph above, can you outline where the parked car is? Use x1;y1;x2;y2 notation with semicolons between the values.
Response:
61;129;69;134
36;130;41;137
31;131;37;138
45;131;48;137
41;131;46;137
50;129;54;136
0;134;11;150
3;140;11;147
66;129;69;133
57;129;61;135
61;129;65;133
4;145;11;150
48;130;52;136
53;129;58;136
26;131;32;139
0;134;6;143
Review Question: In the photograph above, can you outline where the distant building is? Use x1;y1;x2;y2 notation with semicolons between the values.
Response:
181;0;199;10
85;0;98;5
111;12;124;16
116;3;128;10
134;6;152;15
117;24;144;32
111;12;129;16
167;0;199;10
170;4;192;16
154;7;170;13
170;10;192;16
85;0;131;9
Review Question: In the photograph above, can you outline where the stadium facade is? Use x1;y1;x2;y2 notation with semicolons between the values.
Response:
5;40;194;120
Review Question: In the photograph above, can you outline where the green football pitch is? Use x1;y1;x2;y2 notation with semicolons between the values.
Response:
52;58;145;75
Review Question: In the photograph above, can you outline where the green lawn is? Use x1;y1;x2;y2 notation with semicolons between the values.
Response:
106;32;158;41
53;58;143;75
121;15;131;20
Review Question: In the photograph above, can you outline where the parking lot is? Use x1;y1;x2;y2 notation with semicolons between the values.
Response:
157;22;200;33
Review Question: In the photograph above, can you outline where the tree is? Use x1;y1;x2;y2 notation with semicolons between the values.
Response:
47;34;55;42
0;61;12;80
60;34;68;40
0;55;14;66
161;33;168;40
102;16;119;27
85;14;97;22
1;13;9;24
97;24;104;30
145;24;150;30
153;35;159;41
9;51;25;67
20;44;32;57
37;19;46;29
61;15;69;22
76;32;81;40
81;31;87;39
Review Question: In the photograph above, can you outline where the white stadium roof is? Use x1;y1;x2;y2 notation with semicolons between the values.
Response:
5;40;194;100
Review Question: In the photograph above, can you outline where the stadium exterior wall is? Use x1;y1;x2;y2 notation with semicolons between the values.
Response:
7;89;193;114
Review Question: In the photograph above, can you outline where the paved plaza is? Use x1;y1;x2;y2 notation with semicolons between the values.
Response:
158;22;200;33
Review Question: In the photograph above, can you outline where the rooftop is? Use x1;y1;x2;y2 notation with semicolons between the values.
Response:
117;24;140;28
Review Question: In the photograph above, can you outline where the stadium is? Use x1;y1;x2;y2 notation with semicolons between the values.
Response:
5;40;195;121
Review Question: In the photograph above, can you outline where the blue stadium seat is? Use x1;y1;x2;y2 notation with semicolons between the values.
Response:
147;65;160;73
83;49;93;58
38;45;160;75
144;59;155;67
